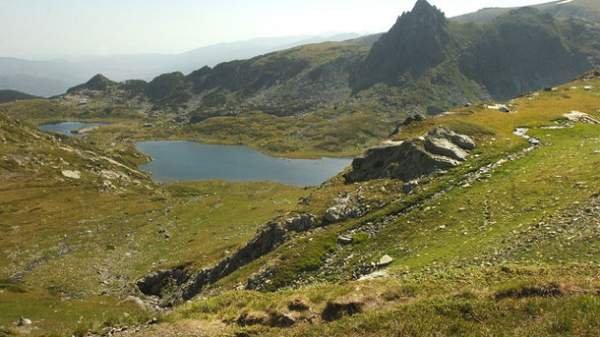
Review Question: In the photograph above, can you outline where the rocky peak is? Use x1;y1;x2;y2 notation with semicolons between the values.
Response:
411;0;440;18
351;0;450;91
67;73;116;93
84;74;114;90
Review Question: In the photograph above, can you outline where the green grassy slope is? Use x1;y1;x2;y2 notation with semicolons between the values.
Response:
0;114;308;336
113;73;600;337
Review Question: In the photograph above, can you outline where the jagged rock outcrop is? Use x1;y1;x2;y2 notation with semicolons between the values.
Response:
352;0;450;91
345;127;475;183
137;214;318;304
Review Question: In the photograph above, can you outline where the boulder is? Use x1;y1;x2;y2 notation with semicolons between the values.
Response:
564;111;600;124
345;128;475;183
282;214;318;232
61;170;81;180
337;235;353;245
424;136;469;161
325;195;364;223
16;317;32;326
429;127;476;150
377;255;394;267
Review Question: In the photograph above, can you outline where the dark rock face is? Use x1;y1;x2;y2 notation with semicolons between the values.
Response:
137;214;318;304
135;267;189;297
352;0;450;91
345;127;475;183
460;8;591;100
144;72;190;104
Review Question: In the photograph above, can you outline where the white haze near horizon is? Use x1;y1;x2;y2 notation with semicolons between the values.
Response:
1;0;552;59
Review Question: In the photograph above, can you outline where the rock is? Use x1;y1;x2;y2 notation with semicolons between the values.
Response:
403;179;420;194
424;136;469;161
337;235;353;245
282;214;318;232
346;127;475;183
16;317;32;326
563;111;600;124
288;298;310;312
325;195;364;223
321;298;364;321
377;255;394;267
61;170;81;179
487;104;510;112
430;128;476;150
136;268;189;297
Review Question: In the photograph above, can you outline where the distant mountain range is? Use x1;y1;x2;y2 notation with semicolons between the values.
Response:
65;0;600;122
0;89;39;103
0;33;359;97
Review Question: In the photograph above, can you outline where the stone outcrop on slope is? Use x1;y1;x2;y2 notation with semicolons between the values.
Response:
136;214;318;304
345;127;476;183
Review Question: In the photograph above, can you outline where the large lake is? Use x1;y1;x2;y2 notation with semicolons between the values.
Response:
136;141;352;186
39;121;106;136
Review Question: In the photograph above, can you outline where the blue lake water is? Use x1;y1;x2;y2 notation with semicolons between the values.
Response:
39;122;106;136
136;141;352;186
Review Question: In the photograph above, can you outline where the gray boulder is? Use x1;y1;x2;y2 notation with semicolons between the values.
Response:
346;127;476;183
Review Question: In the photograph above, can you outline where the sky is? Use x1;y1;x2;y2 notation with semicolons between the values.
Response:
0;0;553;59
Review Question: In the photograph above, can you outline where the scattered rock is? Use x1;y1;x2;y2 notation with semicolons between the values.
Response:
563;111;600;124
337;235;353;245
325;195;365;223
61;170;81;179
377;255;394;267
403;179;420;194
487;104;510;112
16;317;32;327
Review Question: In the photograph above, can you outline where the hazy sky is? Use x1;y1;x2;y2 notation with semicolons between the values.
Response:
1;0;552;59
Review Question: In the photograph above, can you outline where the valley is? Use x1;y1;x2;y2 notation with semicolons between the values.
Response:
1;0;600;336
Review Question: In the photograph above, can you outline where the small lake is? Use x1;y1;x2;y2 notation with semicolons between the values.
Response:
39;121;106;136
136;141;352;186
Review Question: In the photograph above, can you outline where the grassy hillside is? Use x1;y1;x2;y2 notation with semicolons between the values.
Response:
0;114;308;336
93;72;600;337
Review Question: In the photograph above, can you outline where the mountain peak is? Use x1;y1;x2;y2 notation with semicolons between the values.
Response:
67;73;116;93
351;0;449;91
412;0;434;13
